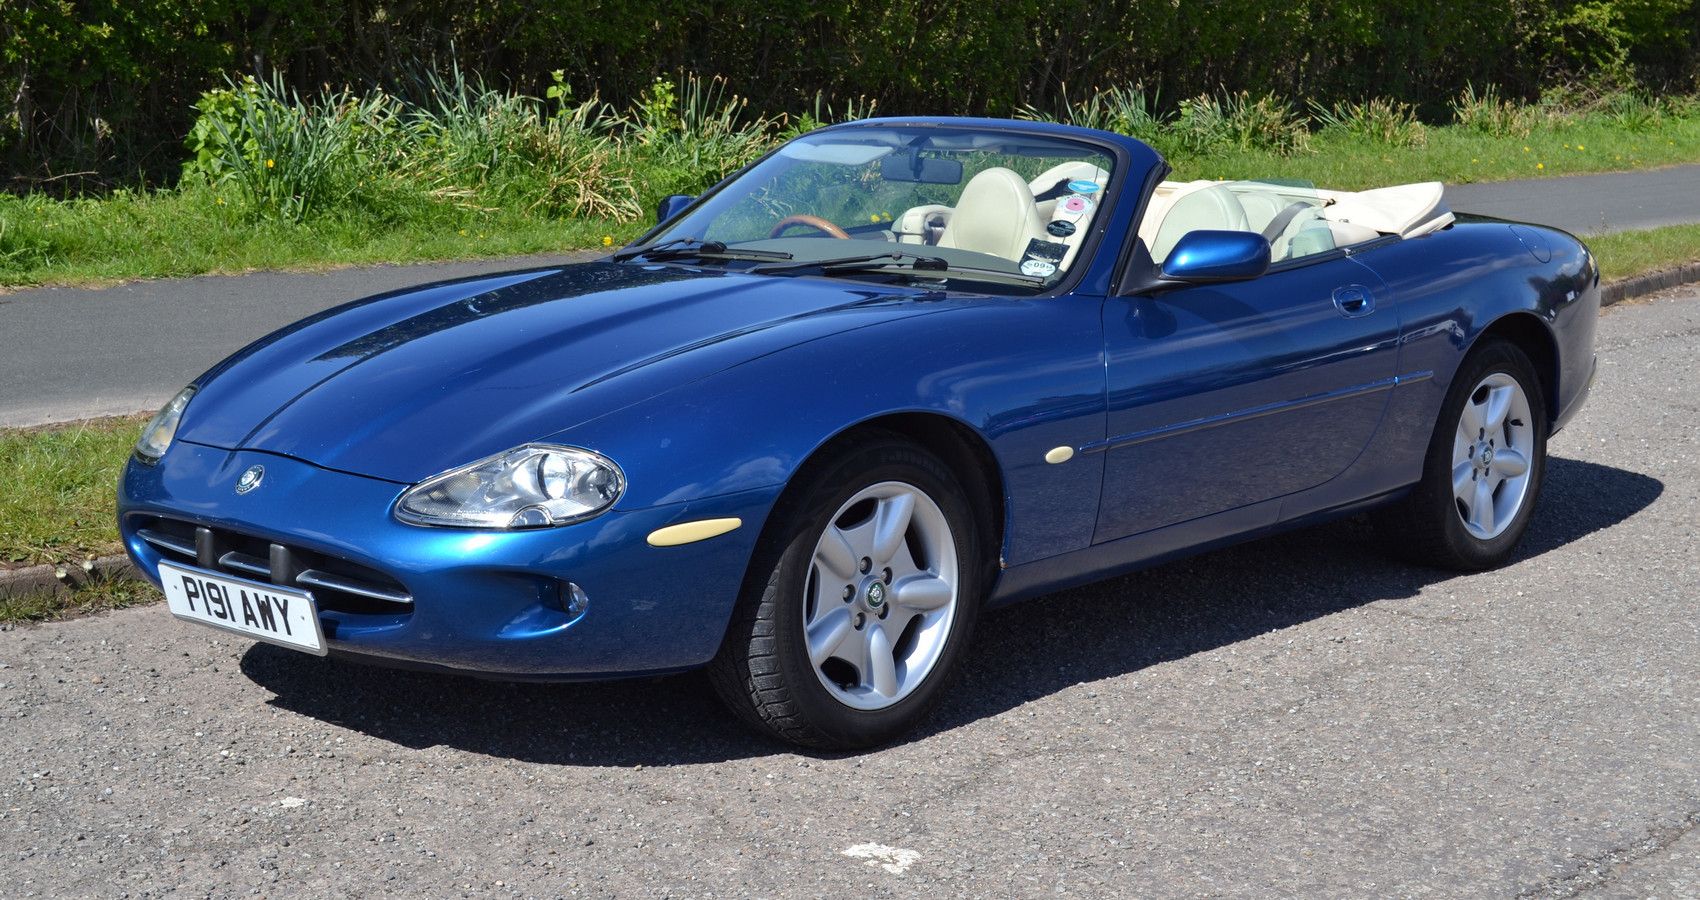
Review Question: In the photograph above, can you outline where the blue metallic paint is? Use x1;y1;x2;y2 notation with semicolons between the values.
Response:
118;118;1599;679
1160;229;1272;282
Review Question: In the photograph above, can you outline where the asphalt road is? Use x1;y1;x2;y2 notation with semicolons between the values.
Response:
0;252;598;429
1447;164;1700;235
2;164;1698;429
0;290;1695;896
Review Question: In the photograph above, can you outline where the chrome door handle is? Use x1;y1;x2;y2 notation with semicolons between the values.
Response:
1333;285;1374;317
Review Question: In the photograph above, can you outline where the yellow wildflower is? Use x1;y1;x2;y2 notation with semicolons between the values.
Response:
458;229;468;236
215;197;225;205
1522;146;1530;152
266;159;275;168
1536;162;1545;170
602;235;613;246
1576;144;1584;150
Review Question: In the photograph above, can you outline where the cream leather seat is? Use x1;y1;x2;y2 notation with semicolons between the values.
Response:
936;168;1047;262
1146;185;1250;262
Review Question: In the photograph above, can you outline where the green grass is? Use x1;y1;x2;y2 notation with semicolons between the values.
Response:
1163;114;1700;188
0;185;643;289
1589;223;1700;281
0;416;159;623
0;577;158;624
0;416;142;567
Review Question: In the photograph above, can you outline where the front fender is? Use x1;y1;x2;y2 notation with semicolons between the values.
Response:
555;293;1112;567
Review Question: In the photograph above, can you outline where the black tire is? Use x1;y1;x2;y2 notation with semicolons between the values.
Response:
1377;338;1549;570
707;435;984;749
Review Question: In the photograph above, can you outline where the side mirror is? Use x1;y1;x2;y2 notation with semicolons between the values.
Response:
656;194;696;224
1160;230;1272;283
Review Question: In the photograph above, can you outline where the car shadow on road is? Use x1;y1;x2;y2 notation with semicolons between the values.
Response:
241;455;1661;765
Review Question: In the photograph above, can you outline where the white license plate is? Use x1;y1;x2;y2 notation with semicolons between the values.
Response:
159;561;327;656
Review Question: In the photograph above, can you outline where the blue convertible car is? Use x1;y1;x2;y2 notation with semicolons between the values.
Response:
119;117;1597;748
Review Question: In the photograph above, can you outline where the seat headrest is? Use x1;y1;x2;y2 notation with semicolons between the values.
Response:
937;168;1046;262
1148;186;1250;262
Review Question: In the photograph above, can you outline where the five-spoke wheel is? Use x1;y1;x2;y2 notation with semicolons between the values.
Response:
803;482;959;710
1380;338;1549;570
708;435;982;749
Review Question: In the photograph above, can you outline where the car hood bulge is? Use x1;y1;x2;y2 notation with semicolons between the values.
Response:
176;262;935;483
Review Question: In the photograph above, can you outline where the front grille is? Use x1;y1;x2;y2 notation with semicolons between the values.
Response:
136;517;413;615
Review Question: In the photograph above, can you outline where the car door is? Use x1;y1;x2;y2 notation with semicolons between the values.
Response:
1093;254;1399;543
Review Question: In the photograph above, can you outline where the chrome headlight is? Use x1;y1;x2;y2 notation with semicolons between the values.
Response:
134;385;196;464
395;444;625;529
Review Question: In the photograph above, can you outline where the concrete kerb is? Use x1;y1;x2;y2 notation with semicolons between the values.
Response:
1602;262;1700;306
0;556;137;600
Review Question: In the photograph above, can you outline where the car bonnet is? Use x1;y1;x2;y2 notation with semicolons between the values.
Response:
173;262;938;483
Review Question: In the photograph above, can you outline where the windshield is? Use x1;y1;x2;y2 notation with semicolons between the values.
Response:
633;126;1117;292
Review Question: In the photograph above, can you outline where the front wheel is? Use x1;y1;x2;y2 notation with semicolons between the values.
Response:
1379;338;1549;570
708;437;983;749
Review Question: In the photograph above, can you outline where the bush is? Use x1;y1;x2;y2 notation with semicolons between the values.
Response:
1021;85;1166;145
621;76;780;210
1173;92;1310;156
1310;98;1427;148
1452;84;1541;137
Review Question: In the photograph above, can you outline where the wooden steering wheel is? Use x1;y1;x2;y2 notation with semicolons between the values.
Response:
769;214;851;239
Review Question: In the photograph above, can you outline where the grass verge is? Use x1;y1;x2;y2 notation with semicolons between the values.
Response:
1589;223;1700;282
0;577;158;625
0;415;142;568
1163;115;1700;188
0;186;643;289
0;415;157;624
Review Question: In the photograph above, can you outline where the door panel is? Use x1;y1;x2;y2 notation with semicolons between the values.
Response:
1094;257;1399;542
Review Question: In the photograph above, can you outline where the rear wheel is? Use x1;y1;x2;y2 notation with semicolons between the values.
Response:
1379;339;1548;570
708;436;982;749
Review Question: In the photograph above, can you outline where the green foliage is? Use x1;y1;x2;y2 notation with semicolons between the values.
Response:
1021;85;1166;145
1311;98;1427;149
1172;92;1310;156
1452;85;1542;138
190;76;394;222
6;0;1700;189
0;415;143;568
619;76;781;210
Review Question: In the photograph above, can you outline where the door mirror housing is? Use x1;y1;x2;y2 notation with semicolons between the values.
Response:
656;194;696;224
1160;230;1272;283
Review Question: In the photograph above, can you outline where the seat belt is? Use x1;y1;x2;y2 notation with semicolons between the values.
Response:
1260;202;1313;241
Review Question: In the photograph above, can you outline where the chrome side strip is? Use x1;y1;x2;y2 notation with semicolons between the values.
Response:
1081;371;1435;455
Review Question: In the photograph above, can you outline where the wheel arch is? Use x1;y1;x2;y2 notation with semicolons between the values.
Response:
1472;311;1561;428
745;411;1008;598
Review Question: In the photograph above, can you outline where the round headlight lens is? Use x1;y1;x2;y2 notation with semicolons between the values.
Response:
134;386;196;464
395;444;625;529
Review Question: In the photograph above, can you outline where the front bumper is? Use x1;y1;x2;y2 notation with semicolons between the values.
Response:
119;442;777;679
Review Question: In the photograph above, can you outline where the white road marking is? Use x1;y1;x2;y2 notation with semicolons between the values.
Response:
842;842;920;875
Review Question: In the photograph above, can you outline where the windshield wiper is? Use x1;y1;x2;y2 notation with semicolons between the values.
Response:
612;237;792;263
750;251;1046;287
747;250;950;275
